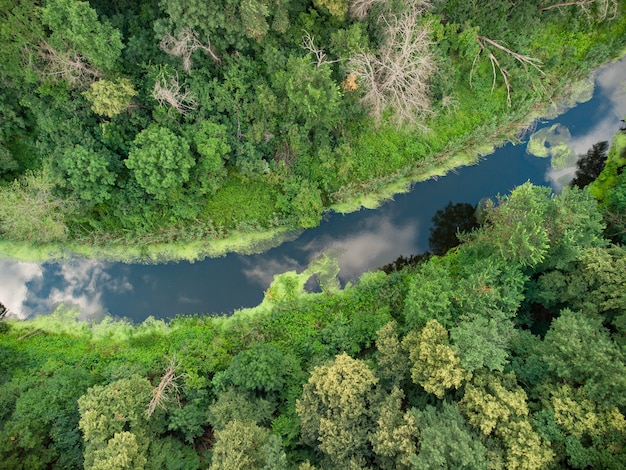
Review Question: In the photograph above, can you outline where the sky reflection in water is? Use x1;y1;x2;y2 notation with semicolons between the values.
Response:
2;59;625;321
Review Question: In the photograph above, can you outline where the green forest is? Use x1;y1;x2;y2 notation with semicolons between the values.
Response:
0;0;625;260
2;127;626;468
2;0;626;469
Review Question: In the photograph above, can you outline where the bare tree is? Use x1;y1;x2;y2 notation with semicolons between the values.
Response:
471;36;545;107
147;356;185;417
349;0;433;21
301;31;340;68
152;71;197;115
349;9;436;127
159;27;221;73
540;0;618;21
37;41;101;87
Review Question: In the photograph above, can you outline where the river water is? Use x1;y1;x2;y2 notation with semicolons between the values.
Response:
2;59;625;322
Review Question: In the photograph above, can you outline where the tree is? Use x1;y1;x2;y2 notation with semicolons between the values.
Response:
450;312;516;373
41;0;123;72
411;401;489;470
369;386;417;469
78;375;157;470
314;0;349;18
466;183;552;267
221;342;289;393
349;5;436;126
209;420;287;470
152;71;197;115
374;321;409;386
82;79;137;118
460;371;554;469
540;309;626;407
125;125;195;201
273;56;343;133
207;388;274;431
191;121;229;196
403;320;470;398
540;0;619;21
296;353;378;467
0;367;94;469
602;171;626;244
460;371;528;437
89;432;147;470
57;144;116;204
0;169;74;242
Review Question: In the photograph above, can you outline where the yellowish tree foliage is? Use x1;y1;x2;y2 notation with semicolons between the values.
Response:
209;420;287;470
460;372;553;469
78;376;155;470
369;386;417;469
460;372;528;436
83;78;137;118
403;320;470;398
296;353;378;467
314;0;349;18
89;432;147;470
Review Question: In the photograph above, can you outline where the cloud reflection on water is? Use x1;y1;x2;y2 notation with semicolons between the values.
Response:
544;59;626;190
0;260;43;318
0;259;132;319
242;213;420;288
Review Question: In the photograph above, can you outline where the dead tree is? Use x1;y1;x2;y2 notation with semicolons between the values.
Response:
159;27;221;73
301;31;340;68
471;35;545;107
349;8;436;127
37;41;101;87
146;356;185;417
540;0;618;21
349;0;432;21
152;71;197;115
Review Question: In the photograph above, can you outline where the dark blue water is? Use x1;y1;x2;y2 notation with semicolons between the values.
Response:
2;59;625;322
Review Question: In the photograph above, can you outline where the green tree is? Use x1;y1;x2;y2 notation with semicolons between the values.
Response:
540;309;626;407
374;321;409;386
41;0;123;72
273;56;342;135
466;183;552;267
221;342;290;393
207;388;275;431
296;353;378;467
190;120;229;196
57;144;116;204
411;401;489;470
0;367;94;469
450;312;516;373
125;125;195;201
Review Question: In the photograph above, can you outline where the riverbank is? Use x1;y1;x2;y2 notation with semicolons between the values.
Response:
0;54;620;264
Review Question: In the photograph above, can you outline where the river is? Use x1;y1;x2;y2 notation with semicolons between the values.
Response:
2;58;625;322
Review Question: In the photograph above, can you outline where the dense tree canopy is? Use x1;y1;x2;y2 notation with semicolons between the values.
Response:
0;176;625;467
0;0;626;467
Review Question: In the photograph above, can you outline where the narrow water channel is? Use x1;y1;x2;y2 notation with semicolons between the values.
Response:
2;58;625;322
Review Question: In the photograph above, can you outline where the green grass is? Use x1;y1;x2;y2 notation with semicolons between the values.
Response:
202;175;281;230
